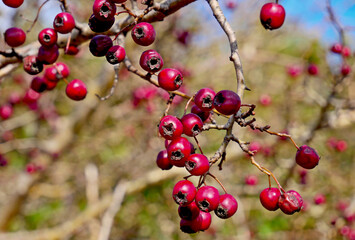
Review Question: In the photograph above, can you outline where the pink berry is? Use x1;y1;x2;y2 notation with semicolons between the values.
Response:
180;113;203;137
158;68;183;91
178;201;200;220
185;153;210;176
314;193;326;205
335;140;347;152
23;56;43;75
341;64;351;76
191;105;210;122
342;46;351;57
93;0;116;22
167;137;191;167
259;187;281;211
259;94;272;106
23;89;41;104
198;211;212;231
37;45;59;65
249;141;262;154
278;190;303;215
139;49;164;73
195;186;220;212
38;28;58;47
156;150;172;170
194;88;216;112
214;193;238;219
158;115;183;140
295;145;320;169
260;3;286;30
106;45;126;65
89;35;113;57
213;90;241;115
172;180;196;206
307;63;319;76
331;43;342;54
2;0;24;8
53;12;75;34
4;27;26;47
0;104;13;120
44;77;57;91
131;22;156;46
245;175;258;186
65;79;87;101
287;65;302;78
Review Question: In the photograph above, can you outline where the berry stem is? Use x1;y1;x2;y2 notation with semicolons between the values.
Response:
183;95;194;116
23;0;50;33
193;136;203;155
207;172;227;194
65;34;72;55
163;93;175;116
264;129;300;150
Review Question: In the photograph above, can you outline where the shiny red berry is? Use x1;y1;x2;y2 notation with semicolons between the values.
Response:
178;201;200;220
198;211;212;231
342;46;351;57
167;137;191;167
2;0;24;8
0;104;13;120
30;77;47;93
23;56;43;75
195;186;220;212
45;63;70;82
307;63;319;75
44;77;57;91
330;43;342;54
172;180;196;206
66;79;87;101
23;89;41;104
213;90;241;115
158;68;183;91
37;45;59;65
38;28;58;47
89;35;113;57
180;218;200;234
88;14;115;33
106;45;126;65
259;187;281;211
4;27;26;47
194;88;216;111
185;153;210;176
53;12;75;34
278;190;303;215
139;49;164;73
260;3;286;30
180;113;203;137
65;45;80;55
214;193;238;219
131;22;156;46
191;105;210;122
158;115;183;140
93;0;116;22
295;145;320;169
156;150;172;170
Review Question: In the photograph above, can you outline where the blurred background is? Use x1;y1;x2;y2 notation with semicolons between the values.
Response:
0;0;354;239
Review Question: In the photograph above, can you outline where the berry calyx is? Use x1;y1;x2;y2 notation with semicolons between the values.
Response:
89;35;113;57
156;150;173;170
38;28;58;47
131;22;156;46
167;137;191;167
185;153;210;176
214;193;238;219
260;3;286;30
93;0;116;22
53;12;75;34
259;187;281;211
172;180;197;206
23;56;43;75
213;90;241;115
278;190;303;215
158;115;183;140
139;49;164;73
180;113;203;137
158;68;183;91
106;45;126;65
194;88;216;112
65;79;87;101
295;145;320;169
4;27;26;47
195;186;220;212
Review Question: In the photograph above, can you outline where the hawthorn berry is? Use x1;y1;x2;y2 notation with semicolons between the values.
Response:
65;45;80;55
156;150;172;170
0;154;8;167
23;89;41;104
314;193;326;205
330;43;342;54
180;113;203;137
167;137;191;167
213;90;241;115
259;187;281;211
106;45;126;65
53;12;75;34
342;46;351;57
158;115;183;140
131;22;156;46
260;3;286;30
65;79;87;101
295;145;320;169
191;105;210;122
45;63;70;82
172;180;196;206
2;0;24;8
30;77;47;93
23;56;43;75
93;0;116;22
341;64;351;76
194;88;216;112
335;140;348;152
44;77;57;91
278;190;303;215
88;14;115;33
4;27;26;47
214;193;238;219
198;211;212;231
0;104;13;120
178;201;200;220
180;218;200;234
89;35;113;57
185;154;210;176
307;64;319;76
245;175;258;186
195;186;220;212
139;49;164;73
38;28;58;47
158;68;183;91
259;94;272;106
37;45;59;65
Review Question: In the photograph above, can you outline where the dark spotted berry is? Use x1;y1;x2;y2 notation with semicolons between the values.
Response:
131;22;156;46
214;193;238;219
260;3;286;30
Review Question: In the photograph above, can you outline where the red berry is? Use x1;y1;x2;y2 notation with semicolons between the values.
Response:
89;35;113;57
4;27;26;47
53;12;75;34
185;154;210;176
213;90;241;115
342;46;351;57
278;190;303;215
44;77;57;91
23;89;41;104
335;140;348;152
38;28;58;47
167;137;191;167
178;201;200;220
180;113;203;137
259;94;272;106
331;43;342;54
65;45;80;55
249;141;262;154
106;45;126;65
314;193;326;205
156;150;172;170
131;22;156;46
30;77;47;93
180;218;200;234
139;49;164;73
158;115;183;140
191;105;210;122
0;104;13;120
341;64;351;76
88;14;115;33
172;180;196;206
23;56;43;75
110;0;127;3
158;68;183;91
195;186;220;212
37;45;59;65
194;88;216;111
0;154;8;167
287;65;302;78
65;79;87;101
295;145;320;169
198;211;212;231
307;63;319;75
2;0;24;8
260;3;286;30
214;193;238;219
93;0;116;22
245;175;258;186
259;187;281;211
55;62;70;78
